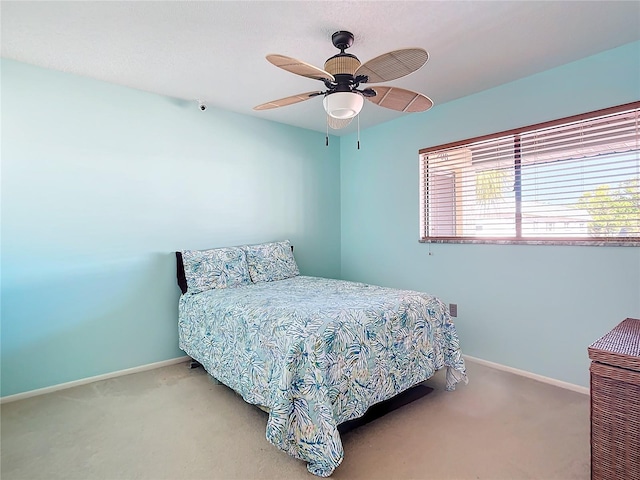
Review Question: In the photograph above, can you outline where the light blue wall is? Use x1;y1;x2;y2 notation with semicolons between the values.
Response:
1;59;341;396
3;40;639;397
340;41;640;388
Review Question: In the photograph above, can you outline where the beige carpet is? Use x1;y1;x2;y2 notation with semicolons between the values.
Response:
1;360;590;479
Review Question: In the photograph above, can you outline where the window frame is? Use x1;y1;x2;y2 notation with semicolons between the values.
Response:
419;101;640;246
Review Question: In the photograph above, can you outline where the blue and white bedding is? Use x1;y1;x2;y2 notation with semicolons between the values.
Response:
178;275;466;476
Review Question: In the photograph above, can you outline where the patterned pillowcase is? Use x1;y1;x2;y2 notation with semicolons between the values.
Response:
243;240;300;283
181;247;251;294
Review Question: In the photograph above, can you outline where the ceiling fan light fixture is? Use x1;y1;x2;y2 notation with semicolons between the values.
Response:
323;92;364;119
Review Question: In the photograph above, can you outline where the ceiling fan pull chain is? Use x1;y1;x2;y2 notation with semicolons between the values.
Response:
357;114;360;150
326;116;329;146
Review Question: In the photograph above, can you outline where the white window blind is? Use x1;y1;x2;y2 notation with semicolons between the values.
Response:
419;103;640;245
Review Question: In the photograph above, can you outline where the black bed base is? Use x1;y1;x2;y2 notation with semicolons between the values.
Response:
189;359;203;369
337;383;433;435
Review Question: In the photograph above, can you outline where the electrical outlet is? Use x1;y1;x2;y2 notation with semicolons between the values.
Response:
449;303;458;317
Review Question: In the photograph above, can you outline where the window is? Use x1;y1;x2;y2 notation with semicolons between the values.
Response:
419;102;640;245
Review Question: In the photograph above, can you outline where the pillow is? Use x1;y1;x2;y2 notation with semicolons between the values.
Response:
243;240;299;283
181;246;251;294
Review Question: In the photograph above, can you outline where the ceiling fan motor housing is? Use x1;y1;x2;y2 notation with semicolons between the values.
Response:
324;53;361;77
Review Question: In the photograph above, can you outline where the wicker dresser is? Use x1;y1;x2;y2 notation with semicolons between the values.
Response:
588;318;640;480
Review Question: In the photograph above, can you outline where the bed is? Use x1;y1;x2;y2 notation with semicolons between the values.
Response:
176;241;467;477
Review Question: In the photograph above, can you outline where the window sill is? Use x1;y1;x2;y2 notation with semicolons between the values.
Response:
419;238;640;247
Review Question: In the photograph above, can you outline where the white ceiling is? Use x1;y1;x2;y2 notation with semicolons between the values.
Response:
2;1;639;135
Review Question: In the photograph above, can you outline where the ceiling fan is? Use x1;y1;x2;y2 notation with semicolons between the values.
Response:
254;31;433;131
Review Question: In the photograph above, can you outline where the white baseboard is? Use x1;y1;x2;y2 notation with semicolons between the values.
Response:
464;354;589;396
2;354;588;404
0;356;191;404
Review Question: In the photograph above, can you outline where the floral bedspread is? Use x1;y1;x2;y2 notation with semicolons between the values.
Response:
178;276;466;476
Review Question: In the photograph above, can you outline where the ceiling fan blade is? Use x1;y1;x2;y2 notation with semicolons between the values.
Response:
327;116;353;130
356;48;428;83
366;86;433;113
253;91;323;111
266;54;335;82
